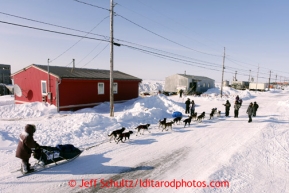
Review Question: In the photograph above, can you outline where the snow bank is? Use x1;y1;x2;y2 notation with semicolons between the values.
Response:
139;80;164;93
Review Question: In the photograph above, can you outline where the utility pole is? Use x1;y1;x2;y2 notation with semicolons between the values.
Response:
47;58;50;104
268;70;271;91
256;64;259;91
109;0;114;117
275;74;277;89
220;47;225;98
249;70;251;82
234;71;237;81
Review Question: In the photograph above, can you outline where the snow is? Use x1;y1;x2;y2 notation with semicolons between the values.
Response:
0;82;289;193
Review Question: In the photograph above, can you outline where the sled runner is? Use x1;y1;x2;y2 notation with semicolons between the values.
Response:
16;144;83;178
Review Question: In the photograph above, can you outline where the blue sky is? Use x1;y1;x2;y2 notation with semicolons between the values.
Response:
1;0;289;83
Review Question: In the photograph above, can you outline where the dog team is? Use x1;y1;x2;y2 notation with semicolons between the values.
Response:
108;104;218;144
108;96;259;144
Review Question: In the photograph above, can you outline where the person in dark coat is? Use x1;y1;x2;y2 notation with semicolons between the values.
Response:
179;89;184;98
239;99;243;106
253;101;259;117
16;124;40;174
185;98;191;114
223;100;231;117
190;100;196;116
246;102;254;123
234;101;241;118
235;95;240;103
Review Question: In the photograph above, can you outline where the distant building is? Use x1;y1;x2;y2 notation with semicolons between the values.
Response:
0;64;12;95
164;74;215;95
249;82;268;91
230;81;249;90
11;64;142;111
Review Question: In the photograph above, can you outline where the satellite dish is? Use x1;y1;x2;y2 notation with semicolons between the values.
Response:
14;84;22;97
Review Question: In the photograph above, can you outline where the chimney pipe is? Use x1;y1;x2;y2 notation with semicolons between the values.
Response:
71;59;75;72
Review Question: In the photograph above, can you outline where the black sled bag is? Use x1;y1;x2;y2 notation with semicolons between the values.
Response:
33;144;81;165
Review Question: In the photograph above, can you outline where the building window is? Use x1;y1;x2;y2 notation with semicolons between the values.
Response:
203;83;206;87
208;83;210;87
98;83;104;94
41;81;47;95
113;83;118;94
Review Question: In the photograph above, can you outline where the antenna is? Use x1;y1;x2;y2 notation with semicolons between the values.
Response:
14;84;22;97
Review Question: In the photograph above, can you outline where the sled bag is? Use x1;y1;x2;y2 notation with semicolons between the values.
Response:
172;111;182;118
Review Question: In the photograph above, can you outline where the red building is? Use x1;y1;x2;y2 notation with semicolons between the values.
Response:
11;64;142;111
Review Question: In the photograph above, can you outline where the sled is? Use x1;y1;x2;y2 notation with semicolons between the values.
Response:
15;144;83;178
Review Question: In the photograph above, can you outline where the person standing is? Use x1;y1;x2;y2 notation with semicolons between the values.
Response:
247;102;254;123
190;100;196;116
223;100;231;117
179;89;183;98
253;101;259;117
235;95;240;103
234;101;241;118
16;124;40;174
239;99;243;106
185;98;191;114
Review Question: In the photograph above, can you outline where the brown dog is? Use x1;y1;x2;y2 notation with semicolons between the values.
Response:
183;116;193;127
108;127;125;142
197;112;206;122
158;118;167;128
192;112;198;120
135;124;151;136
209;108;217;119
116;131;133;144
173;117;182;125
162;121;174;131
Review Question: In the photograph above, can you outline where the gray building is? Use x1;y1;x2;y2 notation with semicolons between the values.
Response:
0;64;12;95
164;74;215;95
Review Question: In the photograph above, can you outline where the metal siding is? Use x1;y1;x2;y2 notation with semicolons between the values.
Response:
115;80;139;101
164;74;188;92
59;79;108;108
59;79;140;110
11;66;57;105
178;75;188;89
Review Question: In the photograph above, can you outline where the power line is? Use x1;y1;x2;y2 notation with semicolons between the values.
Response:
0;11;223;67
50;15;109;62
0;11;110;40
116;2;222;54
73;0;222;57
77;42;102;65
123;44;223;71
73;0;110;11
0;20;110;42
117;39;223;67
0;20;221;70
81;44;109;67
117;14;222;57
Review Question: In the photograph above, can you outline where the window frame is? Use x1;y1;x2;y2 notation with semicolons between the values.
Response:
113;82;118;94
98;82;104;95
41;80;47;95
